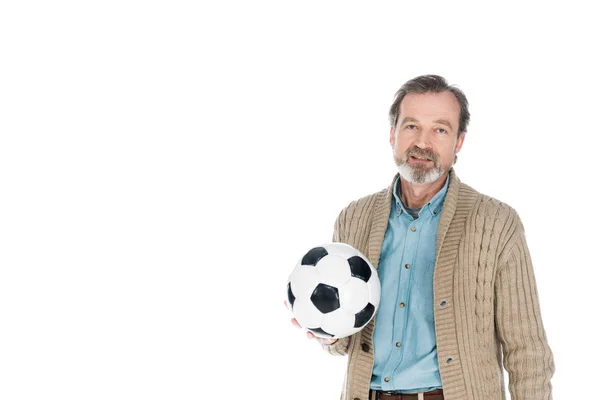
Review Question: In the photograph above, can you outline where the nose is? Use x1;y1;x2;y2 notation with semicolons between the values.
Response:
413;129;433;150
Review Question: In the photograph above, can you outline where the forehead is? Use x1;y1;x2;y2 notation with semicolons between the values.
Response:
399;91;460;124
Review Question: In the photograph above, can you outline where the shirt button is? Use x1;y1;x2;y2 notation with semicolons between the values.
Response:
361;343;370;352
399;302;405;308
433;209;438;215
396;342;401;347
410;226;416;232
384;377;390;382
440;301;447;306
405;263;411;269
446;358;453;363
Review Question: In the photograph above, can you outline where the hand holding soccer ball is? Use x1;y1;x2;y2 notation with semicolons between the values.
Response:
286;243;381;339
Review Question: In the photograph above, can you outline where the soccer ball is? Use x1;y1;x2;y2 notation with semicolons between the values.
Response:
286;242;380;339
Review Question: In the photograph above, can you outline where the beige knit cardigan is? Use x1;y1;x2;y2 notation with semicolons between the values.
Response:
324;169;554;400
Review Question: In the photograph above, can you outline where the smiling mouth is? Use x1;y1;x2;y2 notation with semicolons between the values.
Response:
410;156;432;162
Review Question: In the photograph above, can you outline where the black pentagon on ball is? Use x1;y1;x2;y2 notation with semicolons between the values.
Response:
354;303;375;328
287;282;296;308
310;283;340;314
308;327;334;337
301;247;328;266
348;256;372;282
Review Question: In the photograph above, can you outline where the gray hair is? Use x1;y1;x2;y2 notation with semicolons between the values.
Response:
388;74;470;137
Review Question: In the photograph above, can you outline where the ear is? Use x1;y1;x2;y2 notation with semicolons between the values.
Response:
389;126;395;147
455;133;466;153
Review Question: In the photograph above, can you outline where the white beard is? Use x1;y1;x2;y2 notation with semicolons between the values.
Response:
396;162;445;184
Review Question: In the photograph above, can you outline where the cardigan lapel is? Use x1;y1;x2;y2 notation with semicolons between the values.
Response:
367;169;461;270
435;168;461;257
367;174;397;270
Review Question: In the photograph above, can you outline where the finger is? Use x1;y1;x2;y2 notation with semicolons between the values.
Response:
318;337;337;345
291;318;302;329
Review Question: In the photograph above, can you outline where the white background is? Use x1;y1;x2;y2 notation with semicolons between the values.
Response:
0;1;598;399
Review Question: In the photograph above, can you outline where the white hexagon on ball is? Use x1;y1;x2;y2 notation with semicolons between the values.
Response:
315;254;351;287
340;278;370;314
323;242;358;260
289;265;322;300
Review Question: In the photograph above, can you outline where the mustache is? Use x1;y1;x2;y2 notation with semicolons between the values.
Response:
405;147;438;162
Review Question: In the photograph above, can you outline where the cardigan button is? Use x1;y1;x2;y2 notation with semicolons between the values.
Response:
361;343;370;352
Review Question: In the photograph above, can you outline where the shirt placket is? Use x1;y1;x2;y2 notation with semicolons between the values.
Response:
382;208;422;388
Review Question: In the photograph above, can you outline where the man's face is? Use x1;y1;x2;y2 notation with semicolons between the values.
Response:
390;91;465;184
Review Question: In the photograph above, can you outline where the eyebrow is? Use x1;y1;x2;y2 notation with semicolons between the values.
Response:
400;117;454;131
433;119;454;131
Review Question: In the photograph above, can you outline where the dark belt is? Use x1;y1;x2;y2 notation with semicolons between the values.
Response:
372;388;444;400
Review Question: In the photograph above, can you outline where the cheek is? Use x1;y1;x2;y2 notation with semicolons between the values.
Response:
394;136;412;152
438;146;457;163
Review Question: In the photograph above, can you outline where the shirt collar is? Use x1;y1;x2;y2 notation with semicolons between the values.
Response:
393;174;450;217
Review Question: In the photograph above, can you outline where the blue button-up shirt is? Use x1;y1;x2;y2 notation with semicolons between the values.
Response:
370;175;449;393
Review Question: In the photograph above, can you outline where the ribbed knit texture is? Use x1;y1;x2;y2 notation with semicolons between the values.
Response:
324;169;554;400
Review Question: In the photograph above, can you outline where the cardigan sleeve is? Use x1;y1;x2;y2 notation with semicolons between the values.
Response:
494;218;555;400
332;207;346;244
322;335;351;356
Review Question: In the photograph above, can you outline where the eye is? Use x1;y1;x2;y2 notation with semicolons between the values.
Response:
406;124;418;130
435;128;447;134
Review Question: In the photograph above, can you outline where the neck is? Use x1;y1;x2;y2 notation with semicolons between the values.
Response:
398;172;449;208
